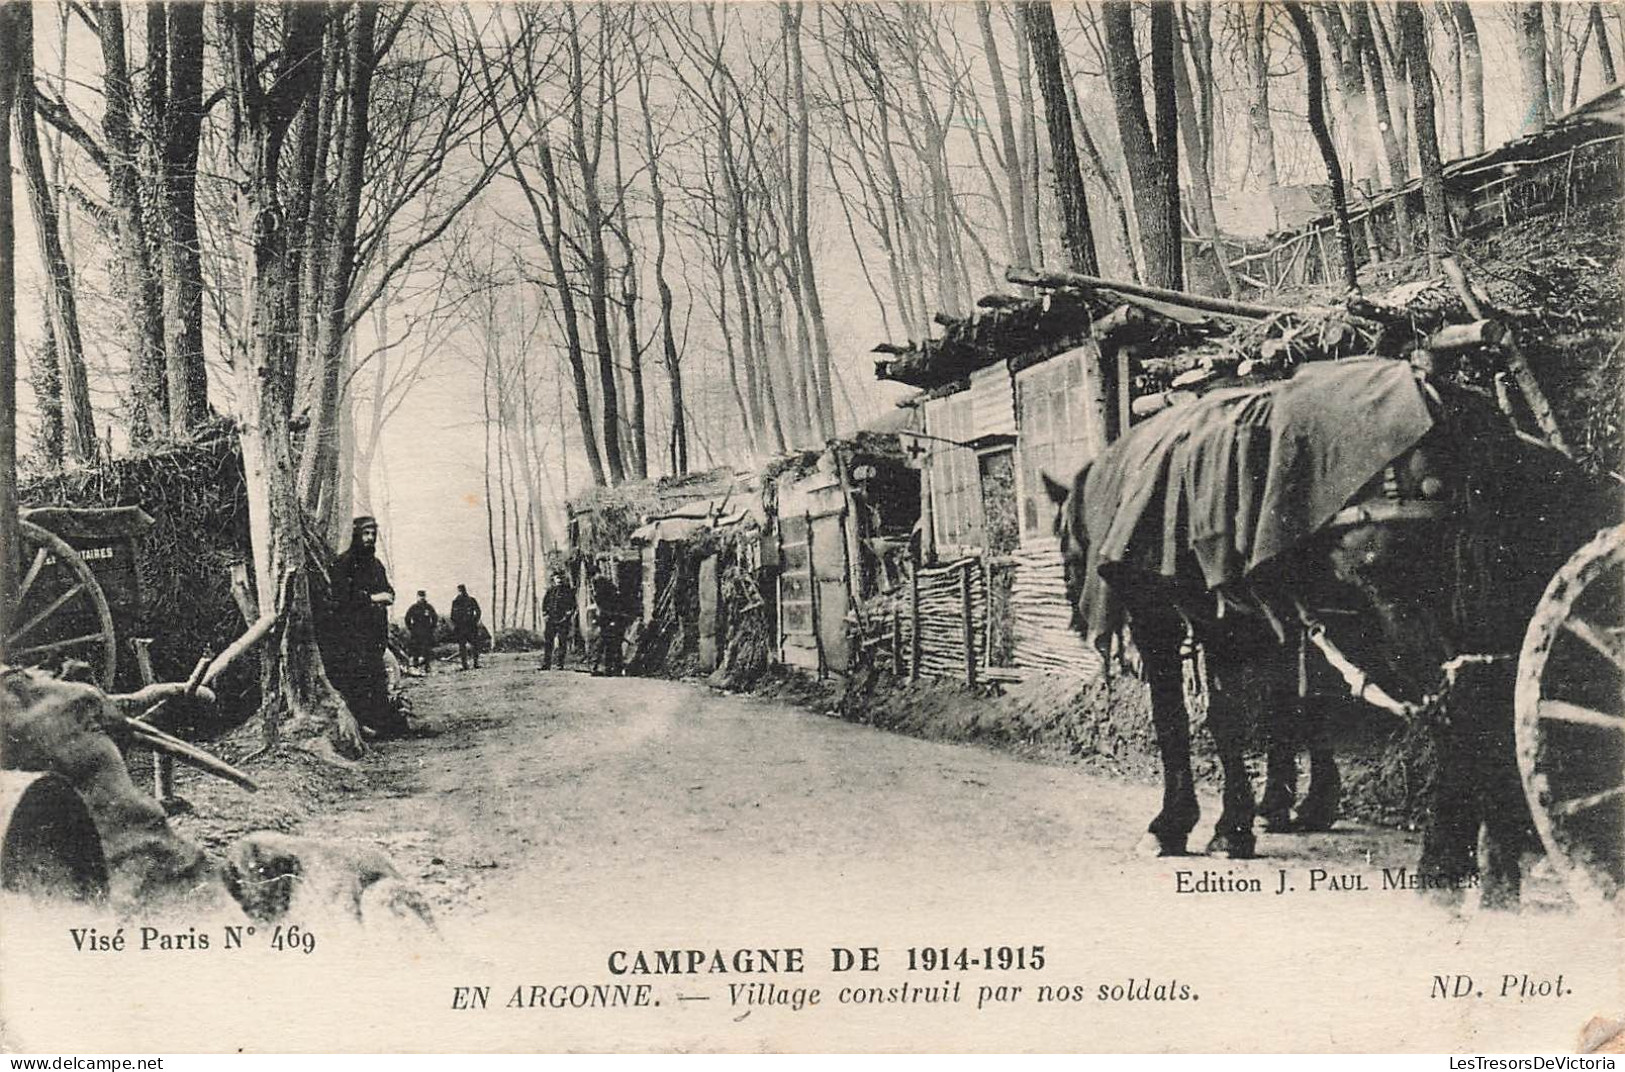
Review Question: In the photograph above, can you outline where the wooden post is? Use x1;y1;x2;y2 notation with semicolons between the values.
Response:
960;561;976;687
133;638;174;803
891;606;902;673
806;512;825;679
909;558;921;681
1116;344;1133;437
1441;257;1569;453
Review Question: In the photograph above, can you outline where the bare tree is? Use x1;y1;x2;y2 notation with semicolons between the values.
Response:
1102;1;1180;289
1284;2;1359;293
1515;2;1554;133
14;2;93;462
158;1;209;431
217;0;362;757
1019;1;1098;275
0;5;19;655
1452;3;1485;155
96;1;167;442
1398;0;1450;270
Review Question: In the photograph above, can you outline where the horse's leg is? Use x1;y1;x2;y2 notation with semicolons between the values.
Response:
1420;701;1478;892
1468;662;1525;909
1202;647;1258;859
1259;660;1301;832
1293;700;1342;832
1139;612;1199;856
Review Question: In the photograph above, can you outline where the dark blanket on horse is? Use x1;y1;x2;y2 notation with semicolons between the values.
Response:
1072;358;1436;646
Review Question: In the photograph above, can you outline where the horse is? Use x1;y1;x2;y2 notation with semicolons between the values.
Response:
1044;357;1610;902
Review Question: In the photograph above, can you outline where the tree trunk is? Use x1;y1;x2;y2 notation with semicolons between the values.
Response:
1242;2;1280;199
0;7;18;656
1171;7;1234;296
161;0;209;430
632;34;686;475
1149;3;1183;290
785;3;836;440
533;137;607;487
15;3;93;462
1438;4;1463;159
28;326;63;465
97;1;167;443
978;1;1033;271
1546;1;1567;119
1103;1;1179;289
1399;1;1450;270
1590;3;1617;85
1058;43;1139;281
1019;1;1098;276
218;1;361;759
1351;2;1411;254
566;14;624;485
1452;3;1485;154
1516;3;1554;133
1010;8;1044;268
300;3;379;520
1285;2;1360;293
1313;4;1377;185
607;80;648;480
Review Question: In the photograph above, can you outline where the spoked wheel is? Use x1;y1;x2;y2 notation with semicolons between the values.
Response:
6;520;117;690
1515;524;1625;906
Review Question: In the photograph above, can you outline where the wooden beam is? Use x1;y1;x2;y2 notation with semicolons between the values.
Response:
1007;266;1281;320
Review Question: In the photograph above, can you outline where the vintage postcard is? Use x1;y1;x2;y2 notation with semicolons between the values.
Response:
1;0;1622;1055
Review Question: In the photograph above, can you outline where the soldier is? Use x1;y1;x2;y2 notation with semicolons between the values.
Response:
590;567;624;677
328;517;410;738
404;590;439;672
541;569;576;670
450;584;483;670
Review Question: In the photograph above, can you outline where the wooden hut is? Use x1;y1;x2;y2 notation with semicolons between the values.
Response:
769;421;919;678
875;287;1233;682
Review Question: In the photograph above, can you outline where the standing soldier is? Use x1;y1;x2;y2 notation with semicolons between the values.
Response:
450;584;483;670
541;569;576;670
590;566;625;677
327;517;410;738
404;590;439;673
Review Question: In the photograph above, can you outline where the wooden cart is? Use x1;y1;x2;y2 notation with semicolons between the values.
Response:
7;507;154;690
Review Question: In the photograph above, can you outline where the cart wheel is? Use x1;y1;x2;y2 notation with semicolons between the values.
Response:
6;521;118;691
1515;524;1625;905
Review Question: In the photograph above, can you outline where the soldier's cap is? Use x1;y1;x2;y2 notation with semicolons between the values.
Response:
417;590;426;597
352;516;379;533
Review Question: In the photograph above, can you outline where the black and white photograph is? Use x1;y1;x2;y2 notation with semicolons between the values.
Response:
0;0;1621;1054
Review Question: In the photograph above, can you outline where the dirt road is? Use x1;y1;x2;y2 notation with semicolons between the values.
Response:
7;655;1615;1052
250;655;1608;1049
314;654;1424;924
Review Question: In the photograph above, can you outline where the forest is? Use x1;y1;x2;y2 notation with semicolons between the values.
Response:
0;1;1619;748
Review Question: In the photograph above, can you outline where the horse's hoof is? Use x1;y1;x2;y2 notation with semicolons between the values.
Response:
1260;810;1294;833
1138;832;1189;857
1206;831;1256;859
1291;806;1338;833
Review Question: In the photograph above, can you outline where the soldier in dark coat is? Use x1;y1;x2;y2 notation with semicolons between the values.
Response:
327;517;408;737
540;569;576;670
404;591;439;672
590;568;625;677
450;584;483;670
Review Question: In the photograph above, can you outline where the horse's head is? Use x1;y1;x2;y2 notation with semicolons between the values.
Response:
1323;382;1620;698
1043;471;1089;636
